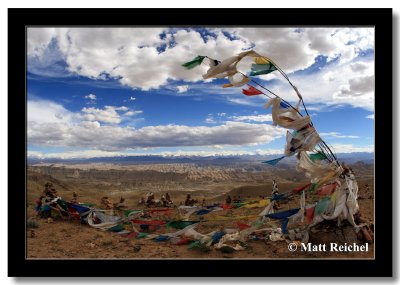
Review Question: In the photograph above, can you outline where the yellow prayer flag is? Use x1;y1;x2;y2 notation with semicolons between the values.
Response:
254;57;270;65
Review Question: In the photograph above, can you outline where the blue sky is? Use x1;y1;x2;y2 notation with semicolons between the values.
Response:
27;27;374;159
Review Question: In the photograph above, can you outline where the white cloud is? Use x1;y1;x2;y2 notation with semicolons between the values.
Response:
331;144;373;153
28;99;76;124
79;105;138;124
27;27;375;110
129;96;136;101
85;94;97;100
320;132;360;139
176;85;189;93
81;106;122;124
115;106;129;111
28;120;286;151
124;110;143;116
366;114;374;120
268;57;374;111
28;149;128;159
230;114;272;123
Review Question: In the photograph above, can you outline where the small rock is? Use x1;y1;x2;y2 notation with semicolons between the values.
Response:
133;245;141;252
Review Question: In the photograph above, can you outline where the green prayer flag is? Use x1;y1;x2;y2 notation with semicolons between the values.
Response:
107;224;125;232
182;56;206;69
308;183;318;192
136;232;148;239
249;63;277;76
315;197;331;215
309;152;327;162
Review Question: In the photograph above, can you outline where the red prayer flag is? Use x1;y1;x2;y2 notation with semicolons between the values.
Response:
220;204;234;209
242;85;263;96
236;222;251;230
317;183;337;196
305;206;315;224
293;183;312;193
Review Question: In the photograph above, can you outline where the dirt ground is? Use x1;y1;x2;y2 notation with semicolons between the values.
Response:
26;167;374;260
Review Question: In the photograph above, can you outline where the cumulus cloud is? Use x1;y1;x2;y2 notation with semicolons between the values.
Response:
129;96;136;101
176;85;189;93
267;57;374;111
28;99;76;124
366;114;374;120
28;120;286;151
81;106;122;124
334;75;374;98
85;94;97;100
27;27;373;94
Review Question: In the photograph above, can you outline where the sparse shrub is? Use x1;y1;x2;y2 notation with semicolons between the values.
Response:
27;219;39;229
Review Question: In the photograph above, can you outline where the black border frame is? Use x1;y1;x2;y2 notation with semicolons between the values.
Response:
8;8;393;277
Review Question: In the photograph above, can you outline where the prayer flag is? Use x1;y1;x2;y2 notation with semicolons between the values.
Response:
262;156;285;166
242;85;263;96
182;55;206;69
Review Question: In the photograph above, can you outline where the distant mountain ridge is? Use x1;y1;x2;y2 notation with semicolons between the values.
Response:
28;152;374;165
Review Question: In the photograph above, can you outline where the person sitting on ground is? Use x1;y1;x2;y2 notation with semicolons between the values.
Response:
185;194;192;206
161;194;167;207
165;192;173;205
70;191;78;204
271;179;281;210
113;197;126;210
146;192;155;207
232;195;238;203
226;195;232;205
101;196;113;209
184;194;197;206
138;197;146;206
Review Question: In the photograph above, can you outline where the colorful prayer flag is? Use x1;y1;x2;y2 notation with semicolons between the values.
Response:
317;183;337;196
315;197;331;215
309;152;327;162
262;156;285;166
305;206;316;224
242;85;263;96
250;63;277;76
182;55;206;69
293;183;312;194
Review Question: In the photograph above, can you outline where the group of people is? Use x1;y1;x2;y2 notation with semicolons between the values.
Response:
139;192;173;208
36;179;283;217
